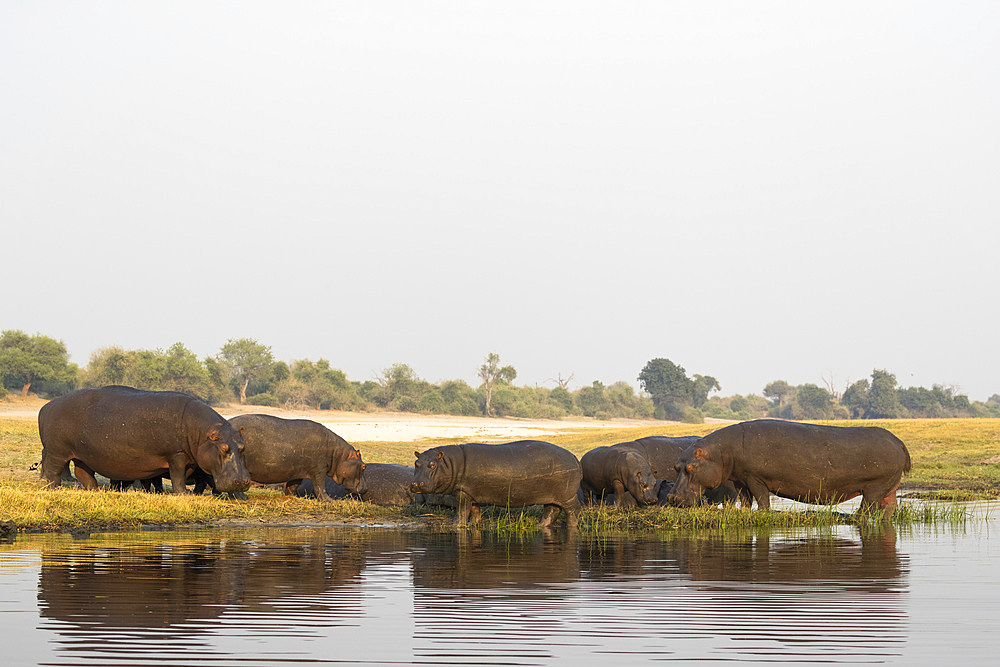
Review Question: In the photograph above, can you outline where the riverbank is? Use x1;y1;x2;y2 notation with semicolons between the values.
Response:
2;399;998;533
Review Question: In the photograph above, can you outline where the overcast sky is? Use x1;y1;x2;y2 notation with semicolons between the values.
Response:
2;2;998;400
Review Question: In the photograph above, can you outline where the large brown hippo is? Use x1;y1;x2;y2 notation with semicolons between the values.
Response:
580;446;659;506
411;440;582;529
666;419;911;513
227;414;366;502
613;436;739;505
38;386;251;494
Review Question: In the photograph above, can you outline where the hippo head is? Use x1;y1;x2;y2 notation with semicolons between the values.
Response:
194;423;251;494
411;448;450;495
666;448;724;507
623;453;660;505
334;449;367;495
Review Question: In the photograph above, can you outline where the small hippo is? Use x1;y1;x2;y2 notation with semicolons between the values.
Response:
294;464;457;508
580;446;659;506
667;419;911;514
613;436;739;505
411;440;582;529
228;414;366;502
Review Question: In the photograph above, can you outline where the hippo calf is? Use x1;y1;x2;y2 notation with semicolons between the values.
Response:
295;463;457;508
411;440;582;529
38;386;251;495
580;446;659;506
667;419;911;514
228;414;366;502
613;436;739;505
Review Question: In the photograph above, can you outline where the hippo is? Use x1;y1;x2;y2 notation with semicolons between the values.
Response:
227;414;366;502
613;436;739;505
411;440;582;529
38;386;251;494
295;464;457;508
580;446;659;506
666;419;911;514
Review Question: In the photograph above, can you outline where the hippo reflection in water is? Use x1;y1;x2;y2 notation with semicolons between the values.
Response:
37;532;375;632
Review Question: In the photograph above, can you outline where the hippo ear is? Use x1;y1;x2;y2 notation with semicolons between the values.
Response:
361;463;366;471
694;448;706;460
349;450;360;460
436;451;443;459
686;463;694;474
414;450;420;459
239;427;244;438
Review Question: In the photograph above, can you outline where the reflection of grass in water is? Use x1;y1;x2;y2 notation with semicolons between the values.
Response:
469;500;976;533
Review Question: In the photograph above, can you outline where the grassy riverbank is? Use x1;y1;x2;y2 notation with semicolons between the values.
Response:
1;415;998;532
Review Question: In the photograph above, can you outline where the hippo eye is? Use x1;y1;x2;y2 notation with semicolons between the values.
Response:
428;462;436;469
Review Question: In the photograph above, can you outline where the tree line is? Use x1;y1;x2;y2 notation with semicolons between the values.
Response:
2;329;999;421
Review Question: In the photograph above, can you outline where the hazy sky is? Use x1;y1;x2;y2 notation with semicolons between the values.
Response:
3;2;998;400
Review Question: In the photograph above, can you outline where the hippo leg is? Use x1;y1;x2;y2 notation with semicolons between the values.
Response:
455;493;482;526
167;454;191;495
563;496;581;530
72;460;100;491
309;472;332;501
880;483;900;511
140;477;165;493
744;477;771;510
861;482;898;518
40;453;70;489
284;479;303;496
735;483;753;508
611;480;631;507
109;479;133;491
539;504;561;529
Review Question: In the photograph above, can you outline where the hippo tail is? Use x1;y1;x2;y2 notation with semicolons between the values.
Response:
903;444;912;473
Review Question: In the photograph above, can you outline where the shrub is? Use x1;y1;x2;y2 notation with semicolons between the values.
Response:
681;407;704;424
246;392;279;407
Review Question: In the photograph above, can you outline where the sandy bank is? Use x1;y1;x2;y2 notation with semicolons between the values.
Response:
2;395;669;443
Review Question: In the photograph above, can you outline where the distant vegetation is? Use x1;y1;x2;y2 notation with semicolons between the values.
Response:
3;329;999;421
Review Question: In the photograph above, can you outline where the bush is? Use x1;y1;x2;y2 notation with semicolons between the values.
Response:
681;407;704;424
246;392;279;407
417;391;445;414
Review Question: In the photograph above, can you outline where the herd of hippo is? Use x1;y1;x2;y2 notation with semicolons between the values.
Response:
37;386;913;528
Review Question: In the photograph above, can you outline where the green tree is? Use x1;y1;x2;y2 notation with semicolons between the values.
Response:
161;343;213;398
478;352;516;416
763;380;793;409
0;330;76;396
796;383;834;419
638;358;693;420
691;374;721;408
867;369;903;418
577;380;612;418
840;379;870;418
218;338;274;403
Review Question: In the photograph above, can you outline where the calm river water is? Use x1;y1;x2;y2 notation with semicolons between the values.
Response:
1;512;998;665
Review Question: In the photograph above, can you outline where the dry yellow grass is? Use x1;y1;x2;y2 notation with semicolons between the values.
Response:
2;414;998;531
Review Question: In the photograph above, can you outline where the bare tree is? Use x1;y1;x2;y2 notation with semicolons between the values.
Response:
546;372;574;390
821;371;843;401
